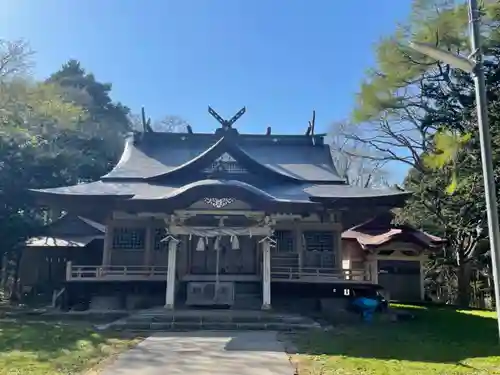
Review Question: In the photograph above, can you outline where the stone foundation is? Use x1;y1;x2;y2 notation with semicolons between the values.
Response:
89;295;121;311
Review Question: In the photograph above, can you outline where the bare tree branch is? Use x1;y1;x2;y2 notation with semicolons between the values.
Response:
0;39;34;81
128;113;191;133
328;121;389;187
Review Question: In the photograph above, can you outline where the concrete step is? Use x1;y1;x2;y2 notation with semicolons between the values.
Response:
109;320;318;332
125;313;317;325
233;293;262;310
101;309;321;332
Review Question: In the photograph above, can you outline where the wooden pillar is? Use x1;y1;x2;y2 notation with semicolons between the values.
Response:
342;242;352;280
144;226;154;266
294;222;303;274
331;211;342;269
336;227;342;268
66;261;72;281
102;221;114;266
364;255;377;283
165;237;180;309
370;259;379;284
262;239;272;310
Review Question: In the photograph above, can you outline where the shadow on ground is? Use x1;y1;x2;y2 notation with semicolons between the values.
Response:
0;319;141;373
289;307;500;365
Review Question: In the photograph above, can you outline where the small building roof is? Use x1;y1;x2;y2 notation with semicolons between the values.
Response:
342;212;446;250
25;235;102;247
25;214;104;248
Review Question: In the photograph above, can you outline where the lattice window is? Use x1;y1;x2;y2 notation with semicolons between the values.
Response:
154;228;167;250
203;153;247;174
303;231;334;252
112;227;145;250
274;230;294;252
303;230;337;268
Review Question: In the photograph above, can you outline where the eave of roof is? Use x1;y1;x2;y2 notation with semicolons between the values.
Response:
30;179;412;212
77;216;105;233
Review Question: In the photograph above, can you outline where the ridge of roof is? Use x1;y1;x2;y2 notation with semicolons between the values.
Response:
135;130;328;144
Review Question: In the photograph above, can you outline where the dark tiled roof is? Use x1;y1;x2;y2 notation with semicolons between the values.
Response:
102;135;216;179
102;132;344;182
25;214;105;247
237;143;340;182
30;130;413;209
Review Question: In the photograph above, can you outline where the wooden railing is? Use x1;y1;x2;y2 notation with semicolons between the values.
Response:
66;262;371;283
271;266;371;283
66;262;169;281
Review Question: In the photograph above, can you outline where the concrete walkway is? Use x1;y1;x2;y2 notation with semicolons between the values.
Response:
100;331;294;375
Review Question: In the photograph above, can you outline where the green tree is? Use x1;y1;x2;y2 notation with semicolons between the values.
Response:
398;90;500;305
48;59;131;158
0;41;87;296
349;0;499;172
345;0;500;306
0;46;130;299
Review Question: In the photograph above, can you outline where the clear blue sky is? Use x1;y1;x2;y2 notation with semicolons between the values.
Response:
2;0;412;180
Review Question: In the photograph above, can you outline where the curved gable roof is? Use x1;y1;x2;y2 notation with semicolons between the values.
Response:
102;134;217;179
102;132;344;183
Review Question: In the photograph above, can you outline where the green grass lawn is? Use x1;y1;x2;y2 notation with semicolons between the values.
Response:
0;320;142;375
289;305;500;375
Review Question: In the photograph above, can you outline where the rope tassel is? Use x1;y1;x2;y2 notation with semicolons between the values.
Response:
196;237;206;251
231;235;240;250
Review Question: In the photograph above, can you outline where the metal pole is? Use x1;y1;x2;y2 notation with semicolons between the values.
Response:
468;0;500;338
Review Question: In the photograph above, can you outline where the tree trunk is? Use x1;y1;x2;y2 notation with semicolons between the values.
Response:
0;252;7;291
9;248;23;302
456;261;473;307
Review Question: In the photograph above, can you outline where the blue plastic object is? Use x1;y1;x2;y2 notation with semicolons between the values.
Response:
352;297;380;322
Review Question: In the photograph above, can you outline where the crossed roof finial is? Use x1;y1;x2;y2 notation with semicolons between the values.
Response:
208;106;246;130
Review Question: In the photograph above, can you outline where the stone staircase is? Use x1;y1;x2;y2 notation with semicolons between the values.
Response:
233;283;262;310
97;308;321;332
